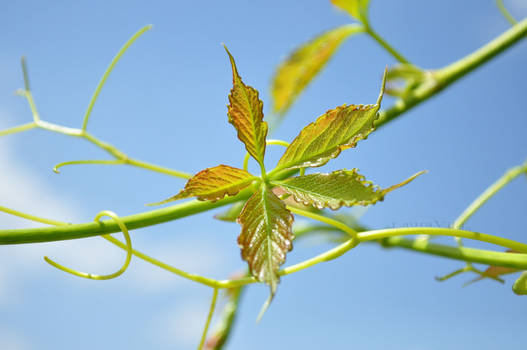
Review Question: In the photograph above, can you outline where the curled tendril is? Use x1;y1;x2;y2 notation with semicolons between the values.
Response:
53;159;126;173
242;139;305;175
44;210;132;280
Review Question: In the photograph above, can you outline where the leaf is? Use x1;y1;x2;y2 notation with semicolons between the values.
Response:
273;169;425;210
155;165;256;204
331;0;371;22
275;69;387;171
513;271;527;295
224;45;268;164
271;24;363;116
237;184;294;294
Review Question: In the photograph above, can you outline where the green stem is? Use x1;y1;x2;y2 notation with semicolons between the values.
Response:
243;139;289;175
0;188;254;244
0;122;37;137
286;206;357;238
365;25;410;64
376;16;527;128
81;25;153;131
21;56;31;92
0;205;249;288
281;238;359;275
198;288;219;350
2;203;527;287
453;160;527;229
53;159;126;173
381;236;527;269
0;205;68;226
204;286;244;350
358;227;527;253
126;158;192;178
19;57;41;122
44;210;133;280
496;0;518;25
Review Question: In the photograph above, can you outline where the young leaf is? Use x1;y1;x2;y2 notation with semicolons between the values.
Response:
155;165;257;204
331;0;371;22
224;45;268;164
275;69;386;171
513;271;527;295
271;24;363;116
237;184;294;294
273;169;425;210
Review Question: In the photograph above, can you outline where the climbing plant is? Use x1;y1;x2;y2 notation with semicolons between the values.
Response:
1;1;526;349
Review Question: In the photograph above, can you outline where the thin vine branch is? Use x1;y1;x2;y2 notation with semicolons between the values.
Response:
2;203;526;289
2;16;526;246
375;15;527;128
497;0;518;25
364;24;410;64
1;26;191;180
198;288;219;350
44;210;133;280
81;25;153;131
453;159;527;230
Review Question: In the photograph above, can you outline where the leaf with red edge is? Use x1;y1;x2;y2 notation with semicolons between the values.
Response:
237;183;294;295
224;45;268;164
154;165;257;204
275;69;386;172
273;169;426;210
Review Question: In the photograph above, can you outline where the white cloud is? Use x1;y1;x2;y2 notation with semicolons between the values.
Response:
0;118;84;304
147;298;212;349
0;115;227;300
0;115;229;350
0;328;32;350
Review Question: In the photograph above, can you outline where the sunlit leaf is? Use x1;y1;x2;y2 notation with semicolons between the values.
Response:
273;169;425;210
331;0;371;22
214;201;245;222
513;271;527;295
271;24;363;116
237;184;294;294
224;45;268;164
156;165;257;204
275;69;386;171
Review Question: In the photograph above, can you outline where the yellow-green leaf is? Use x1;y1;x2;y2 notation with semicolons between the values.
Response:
156;165;256;204
273;169;425;210
237;184;294;294
275;69;386;171
331;0;371;22
271;24;363;116
224;45;268;164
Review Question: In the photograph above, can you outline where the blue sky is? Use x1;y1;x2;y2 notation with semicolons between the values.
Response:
1;1;526;349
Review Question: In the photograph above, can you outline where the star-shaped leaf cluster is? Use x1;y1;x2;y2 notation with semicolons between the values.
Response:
155;47;424;306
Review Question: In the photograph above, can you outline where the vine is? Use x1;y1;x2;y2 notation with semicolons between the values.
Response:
1;1;526;349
